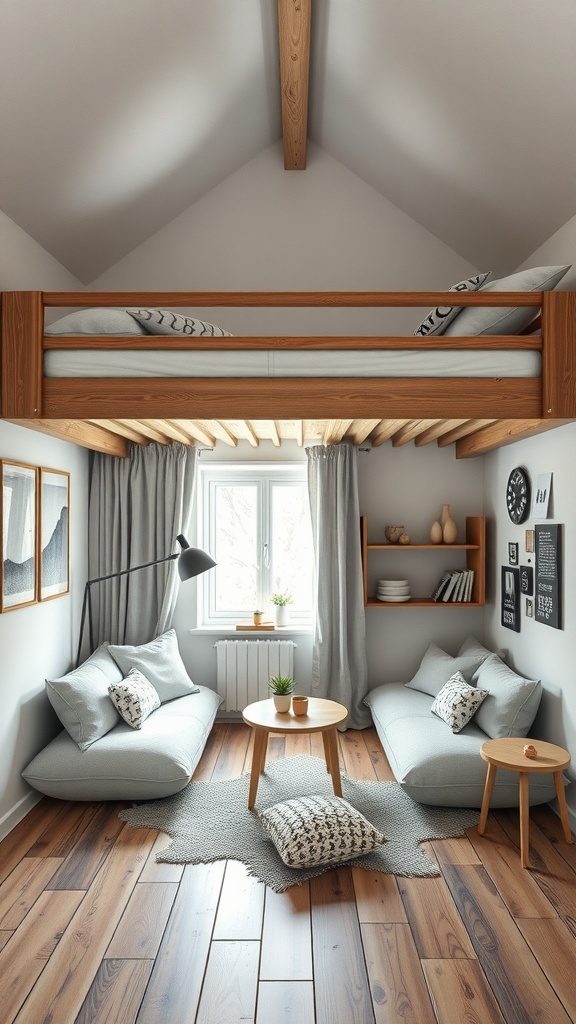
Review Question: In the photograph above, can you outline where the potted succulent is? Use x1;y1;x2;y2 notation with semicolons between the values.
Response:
253;610;264;625
270;591;293;626
268;674;295;712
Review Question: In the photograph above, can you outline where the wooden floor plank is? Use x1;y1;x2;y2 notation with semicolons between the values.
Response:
0;857;62;929
260;883;312;980
47;802;126;891
516;916;576;1021
339;729;378;781
530;803;576;872
285;732;311;758
311;867;376;1024
257;980;315;1023
135;861;226;1024
192;721;229;781
12;827;155;1024
429;834;481;866
0;798;67;885
361;922;437;1024
0;890;84;1024
210;725;250;781
212;859;265;940
0;930;12;951
309;730;326;760
195;940;259;1024
266;734;286;761
138;831;184;884
422;957;506;1024
442;862;573;1024
75;959;153;1024
466;818;558;919
352;869;407;924
361;727;395;782
399;876;476;959
27;803;100;858
105;882;178;958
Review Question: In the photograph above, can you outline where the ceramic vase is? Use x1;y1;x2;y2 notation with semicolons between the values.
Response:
440;503;458;544
429;520;443;544
275;605;290;627
273;693;291;713
292;695;309;716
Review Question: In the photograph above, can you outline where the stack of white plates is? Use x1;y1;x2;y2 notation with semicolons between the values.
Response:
376;579;411;602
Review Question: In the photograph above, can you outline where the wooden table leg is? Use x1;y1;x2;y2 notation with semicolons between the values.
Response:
478;763;496;834
248;729;269;810
554;771;574;844
322;729;342;797
519;772;530;868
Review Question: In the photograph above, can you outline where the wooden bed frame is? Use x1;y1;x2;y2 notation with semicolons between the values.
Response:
1;289;575;421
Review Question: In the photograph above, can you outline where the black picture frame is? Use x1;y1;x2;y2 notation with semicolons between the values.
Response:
508;542;519;566
501;566;520;632
520;564;534;595
535;524;562;629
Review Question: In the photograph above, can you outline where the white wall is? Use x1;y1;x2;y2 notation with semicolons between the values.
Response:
0;213;88;837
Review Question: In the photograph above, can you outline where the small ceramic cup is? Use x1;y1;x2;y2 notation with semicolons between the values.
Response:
292;695;309;716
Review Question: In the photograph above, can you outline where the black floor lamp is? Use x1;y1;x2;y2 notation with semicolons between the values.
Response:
76;534;215;667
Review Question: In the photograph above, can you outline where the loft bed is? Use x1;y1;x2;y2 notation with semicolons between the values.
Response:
1;289;575;422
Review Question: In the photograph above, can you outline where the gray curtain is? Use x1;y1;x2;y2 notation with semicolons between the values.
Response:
306;443;371;729
88;442;196;649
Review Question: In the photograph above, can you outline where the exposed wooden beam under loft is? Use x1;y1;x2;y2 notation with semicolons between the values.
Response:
278;0;311;169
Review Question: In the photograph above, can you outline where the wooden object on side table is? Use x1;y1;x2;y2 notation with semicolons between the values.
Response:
478;736;572;868
242;696;348;809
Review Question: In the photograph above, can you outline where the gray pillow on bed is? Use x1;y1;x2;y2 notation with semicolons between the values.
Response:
414;272;491;336
443;265;570;336
45;309;148;335
46;644;123;750
405;642;487;698
106;629;199;704
127;308;232;337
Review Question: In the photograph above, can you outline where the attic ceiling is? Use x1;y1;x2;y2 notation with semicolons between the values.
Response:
1;1;575;283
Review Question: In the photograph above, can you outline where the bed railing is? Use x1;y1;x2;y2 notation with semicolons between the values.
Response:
1;289;575;420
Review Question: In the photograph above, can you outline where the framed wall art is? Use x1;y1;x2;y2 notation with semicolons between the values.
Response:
1;460;38;611
501;566;520;632
508;542;519;565
39;468;70;600
535;524;562;629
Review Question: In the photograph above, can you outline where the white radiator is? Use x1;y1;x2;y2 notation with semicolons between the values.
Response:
215;639;296;712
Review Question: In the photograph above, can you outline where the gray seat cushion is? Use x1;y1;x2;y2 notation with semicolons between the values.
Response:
22;687;222;801
365;683;558;808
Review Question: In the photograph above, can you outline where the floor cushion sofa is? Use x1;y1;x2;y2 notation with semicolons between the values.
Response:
364;635;559;808
22;629;221;801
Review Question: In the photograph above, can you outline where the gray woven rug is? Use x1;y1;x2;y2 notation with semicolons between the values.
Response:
120;754;479;892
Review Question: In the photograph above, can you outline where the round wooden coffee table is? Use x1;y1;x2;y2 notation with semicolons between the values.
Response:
478;737;572;868
242;696;348;809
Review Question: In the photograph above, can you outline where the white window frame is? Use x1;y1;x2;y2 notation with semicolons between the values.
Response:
197;462;313;626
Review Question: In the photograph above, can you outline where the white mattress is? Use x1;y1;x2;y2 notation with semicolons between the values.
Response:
45;349;541;378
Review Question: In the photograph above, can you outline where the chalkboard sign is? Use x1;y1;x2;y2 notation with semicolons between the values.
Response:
535;524;562;629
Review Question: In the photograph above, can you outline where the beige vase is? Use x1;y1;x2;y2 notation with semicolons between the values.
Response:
429;520;443;544
441;504;458;544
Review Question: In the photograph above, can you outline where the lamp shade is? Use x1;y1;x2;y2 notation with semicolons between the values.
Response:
176;534;216;581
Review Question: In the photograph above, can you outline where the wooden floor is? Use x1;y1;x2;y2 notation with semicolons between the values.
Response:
1;723;575;1024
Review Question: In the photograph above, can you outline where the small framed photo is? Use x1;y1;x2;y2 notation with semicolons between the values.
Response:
520;565;534;595
525;529;535;553
508;542;519;566
39;468;70;600
534;473;552;519
525;598;534;618
501;566;520;632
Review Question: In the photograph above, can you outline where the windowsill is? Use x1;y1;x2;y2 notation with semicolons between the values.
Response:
189;625;313;636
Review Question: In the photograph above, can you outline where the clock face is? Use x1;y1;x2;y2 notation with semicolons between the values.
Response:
506;467;531;524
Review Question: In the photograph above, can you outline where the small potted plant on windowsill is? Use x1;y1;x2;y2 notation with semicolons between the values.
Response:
268;674;295;713
270;591;293;627
253;610;264;625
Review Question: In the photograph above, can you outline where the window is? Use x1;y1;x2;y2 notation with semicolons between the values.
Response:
198;463;314;625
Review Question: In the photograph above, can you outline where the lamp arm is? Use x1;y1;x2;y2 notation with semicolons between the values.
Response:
85;552;178;587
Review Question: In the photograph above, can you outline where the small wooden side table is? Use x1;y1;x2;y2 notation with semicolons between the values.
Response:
478;737;572;868
242;696;348;809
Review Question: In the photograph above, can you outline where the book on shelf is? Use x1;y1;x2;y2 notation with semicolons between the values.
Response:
453;570;468;603
442;571;463;602
464;570;475;602
431;570;453;601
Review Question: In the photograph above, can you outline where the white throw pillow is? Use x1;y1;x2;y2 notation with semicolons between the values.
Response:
442;265;570;336
106;629;199;704
472;654;541;738
258;794;386;868
431;672;488;733
405;642;487;698
127;308;232;337
414;272;491;336
108;668;160;729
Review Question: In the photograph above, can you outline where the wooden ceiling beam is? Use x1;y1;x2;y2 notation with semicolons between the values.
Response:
455;419;573;458
9;419;128;456
391;419;439;446
436;420;496;447
278;0;311;169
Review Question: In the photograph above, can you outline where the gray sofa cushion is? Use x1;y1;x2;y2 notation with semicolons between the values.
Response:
404;642;487;698
472;654;542;739
22;686;222;801
365;682;557;808
46;644;123;750
106;629;199;703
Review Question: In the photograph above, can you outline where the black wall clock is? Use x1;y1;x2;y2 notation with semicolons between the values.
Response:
506;467;531;524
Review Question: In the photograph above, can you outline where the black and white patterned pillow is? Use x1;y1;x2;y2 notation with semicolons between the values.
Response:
127;308;232;337
431;671;488;733
108;668;160;729
414;272;491;336
257;794;386;868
